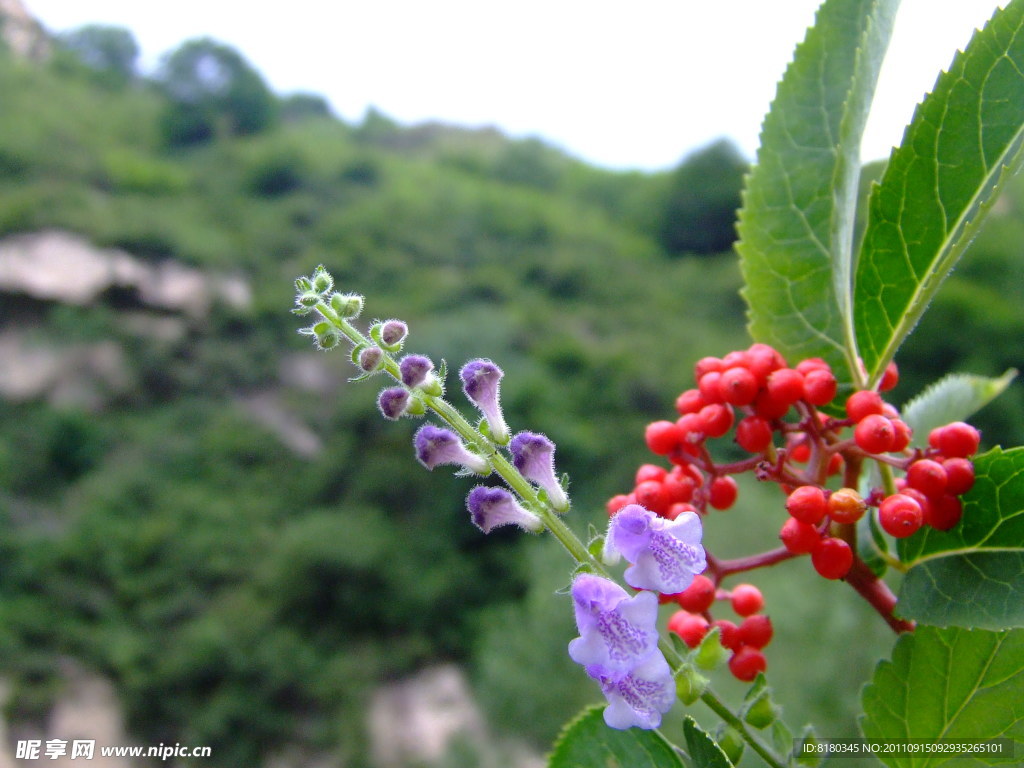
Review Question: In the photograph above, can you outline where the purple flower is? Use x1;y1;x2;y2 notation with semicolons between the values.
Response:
460;359;510;444
413;424;490;475
607;504;706;594
399;354;434;389
586;652;675;730
378;387;410;420
509;431;568;511
466;486;542;533
567;574;659;674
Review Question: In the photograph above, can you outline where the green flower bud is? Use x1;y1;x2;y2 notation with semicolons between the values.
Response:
297;290;321;308
311;266;334;293
331;292;364;318
693;626;728;670
675;663;709;706
716;725;745;764
743;688;778;729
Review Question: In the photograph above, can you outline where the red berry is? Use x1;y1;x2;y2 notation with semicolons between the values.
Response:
668;610;709;648
845;390;884;421
803;368;838;406
708;476;739;510
730;584;764;617
676;574;716;613
889;419;913;452
606;494;631;517
786;485;827;524
738;614;774;649
854;414;896;454
718;367;759;406
645;420;681;455
827;487;866;524
698;371;725;404
928;494;963;531
663;469;697;504
879;361;900;392
711;619;742;651
675;388;706;415
779;517;821;554
766;368;805;405
788;440;812;463
635;463;667;484
811;537;853;579
879;494;924;538
721;350;752;370
906;459;948;499
943;457;975;496
634;480;670;516
666;502;698;520
694;357;725;380
735;416;773;453
930;421;981;458
753;388;791;419
729;647;767;681
746;343;784;383
698;403;735;438
795;357;831;375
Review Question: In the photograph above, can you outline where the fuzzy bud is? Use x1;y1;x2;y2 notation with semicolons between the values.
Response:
358;346;384;373
377;387;410;420
330;292;364;318
380;320;409;347
400;354;434;389
311;266;334;293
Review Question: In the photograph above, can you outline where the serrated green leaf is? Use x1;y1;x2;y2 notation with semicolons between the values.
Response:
901;369;1017;447
547;705;685;768
897;447;1024;629
737;0;898;383
861;626;1024;766
854;1;1024;383
683;717;733;768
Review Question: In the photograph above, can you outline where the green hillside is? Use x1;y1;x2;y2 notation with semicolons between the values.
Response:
0;20;1021;768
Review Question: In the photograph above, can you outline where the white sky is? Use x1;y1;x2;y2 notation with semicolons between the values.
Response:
23;0;1006;171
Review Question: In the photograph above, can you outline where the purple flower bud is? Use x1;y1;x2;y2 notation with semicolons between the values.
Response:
607;505;706;594
568;574;659;675
380;319;408;347
466;486;542;533
359;346;384;372
400;354;434;389
460;359;509;444
378;387;410;420
414;424;490;475
586;652;675;730
509;431;568;511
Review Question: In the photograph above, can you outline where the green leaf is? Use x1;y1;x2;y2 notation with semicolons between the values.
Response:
897;447;1024;629
737;0;898;383
547;705;685;768
901;369;1018;447
682;717;734;768
861;626;1024;766
854;1;1024;383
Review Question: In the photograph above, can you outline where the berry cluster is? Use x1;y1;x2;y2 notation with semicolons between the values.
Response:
605;342;981;678
667;577;773;681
